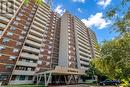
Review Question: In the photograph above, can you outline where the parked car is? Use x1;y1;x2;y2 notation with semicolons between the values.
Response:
99;80;120;86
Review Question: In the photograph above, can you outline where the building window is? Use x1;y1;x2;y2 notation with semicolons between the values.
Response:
19;36;24;40
7;32;13;36
49;46;52;49
21;31;26;34
25;22;30;25
5;64;13;70
50;37;53;40
29;14;33;17
38;61;42;64
3;38;10;43
69;51;71;53
13;48;19;53
21;9;25;13
69;62;72;65
49;41;52;44
23;26;29;30
27;17;31;21
9;56;16;60
0;30;3;35
48;51;51;54
69;56;71;60
16;42;22;46
19;75;25;80
16;17;21;21
10;26;16;30
41;49;44;52
47;56;50;59
18;13;24;16
13;21;18;25
28;76;33;80
46;62;50;65
0;45;5;50
27;68;32;71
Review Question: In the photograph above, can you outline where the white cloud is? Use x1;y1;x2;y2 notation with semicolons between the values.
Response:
72;0;85;3
54;5;65;16
81;13;111;29
97;0;111;8
77;8;82;13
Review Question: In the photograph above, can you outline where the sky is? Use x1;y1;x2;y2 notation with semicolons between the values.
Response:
50;0;120;43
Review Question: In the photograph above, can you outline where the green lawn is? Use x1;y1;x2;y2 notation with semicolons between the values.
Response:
2;85;46;87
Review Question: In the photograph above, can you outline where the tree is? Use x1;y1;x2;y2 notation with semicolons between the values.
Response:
24;0;43;5
91;32;130;86
105;0;130;34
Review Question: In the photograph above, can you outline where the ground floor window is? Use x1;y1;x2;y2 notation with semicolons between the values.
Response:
19;75;25;80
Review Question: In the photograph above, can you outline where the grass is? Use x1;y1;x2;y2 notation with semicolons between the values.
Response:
2;84;46;87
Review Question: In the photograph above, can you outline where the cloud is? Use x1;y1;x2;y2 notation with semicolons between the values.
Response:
72;0;85;3
97;0;111;8
81;13;111;29
54;5;65;16
77;8;82;13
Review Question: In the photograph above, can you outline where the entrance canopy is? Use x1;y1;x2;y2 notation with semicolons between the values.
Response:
37;66;86;75
35;66;86;86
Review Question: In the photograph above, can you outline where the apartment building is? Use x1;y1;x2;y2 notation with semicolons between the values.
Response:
0;0;99;85
59;12;100;71
37;11;61;72
0;0;51;85
0;0;29;84
88;29;100;58
9;1;50;85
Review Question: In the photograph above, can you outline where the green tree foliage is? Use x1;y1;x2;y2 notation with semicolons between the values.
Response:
24;0;43;5
105;0;130;34
91;33;130;86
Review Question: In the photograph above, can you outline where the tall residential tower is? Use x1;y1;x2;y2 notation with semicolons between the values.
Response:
0;0;100;85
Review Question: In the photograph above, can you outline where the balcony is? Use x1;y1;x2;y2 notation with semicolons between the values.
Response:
30;29;43;38
79;51;91;58
33;21;46;29
79;46;90;54
36;13;47;22
0;16;10;22
80;60;89;65
35;16;47;25
17;61;37;67
80;55;91;61
28;34;42;43
23;46;40;54
78;40;90;49
38;7;49;17
32;24;44;33
81;66;89;70
15;0;21;6
20;53;38;60
25;39;41;48
13;70;35;75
